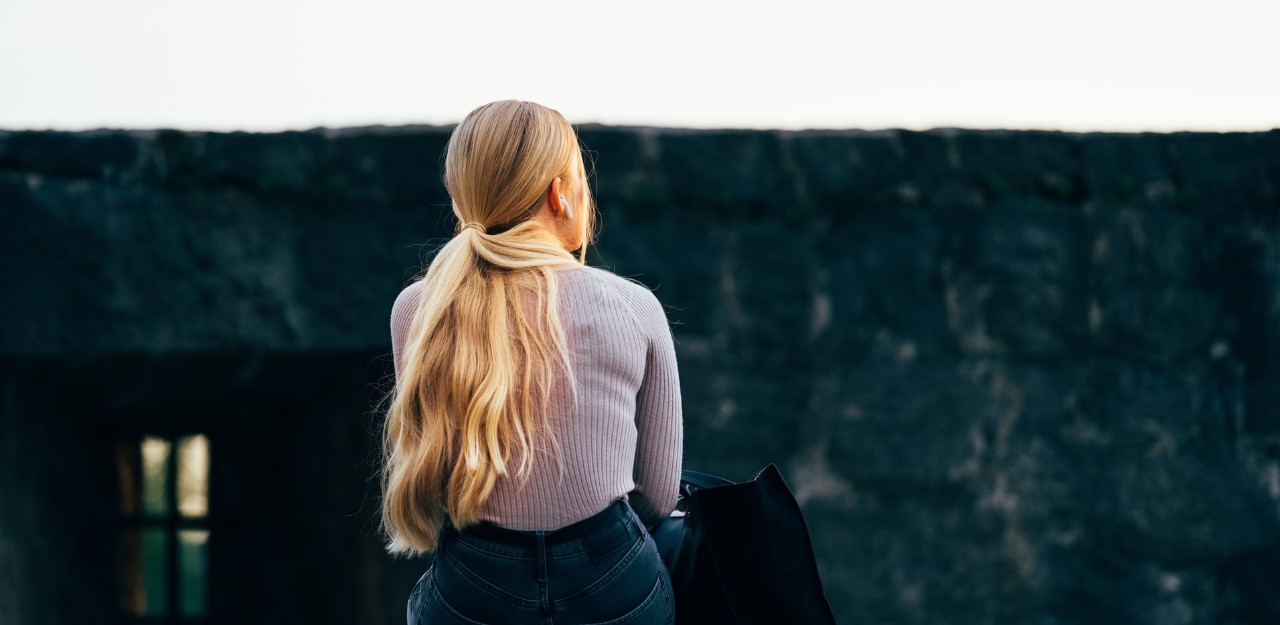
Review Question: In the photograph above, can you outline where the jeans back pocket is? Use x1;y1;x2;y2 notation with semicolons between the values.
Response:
581;574;673;625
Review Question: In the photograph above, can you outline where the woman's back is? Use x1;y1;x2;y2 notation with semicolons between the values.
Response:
391;263;682;530
383;99;680;624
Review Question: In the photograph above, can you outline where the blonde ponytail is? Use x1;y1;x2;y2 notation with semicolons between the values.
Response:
380;101;594;556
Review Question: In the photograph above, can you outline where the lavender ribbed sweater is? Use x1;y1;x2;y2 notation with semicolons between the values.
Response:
390;263;683;530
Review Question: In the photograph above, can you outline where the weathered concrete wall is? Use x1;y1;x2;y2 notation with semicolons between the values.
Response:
1;125;1278;625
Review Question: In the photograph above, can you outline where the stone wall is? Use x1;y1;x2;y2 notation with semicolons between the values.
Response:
1;124;1277;624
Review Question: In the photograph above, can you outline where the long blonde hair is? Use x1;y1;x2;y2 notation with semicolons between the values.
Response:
381;100;596;556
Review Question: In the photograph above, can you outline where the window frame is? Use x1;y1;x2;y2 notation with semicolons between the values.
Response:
116;432;212;624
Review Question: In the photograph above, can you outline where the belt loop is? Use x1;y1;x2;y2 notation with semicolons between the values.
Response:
535;531;551;618
535;532;548;584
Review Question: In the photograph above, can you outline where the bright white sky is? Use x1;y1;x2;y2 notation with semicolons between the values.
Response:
1;0;1277;132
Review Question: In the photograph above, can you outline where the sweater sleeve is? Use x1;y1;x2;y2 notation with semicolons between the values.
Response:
627;287;684;527
390;281;424;381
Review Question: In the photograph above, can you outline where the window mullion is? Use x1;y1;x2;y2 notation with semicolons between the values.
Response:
166;433;180;619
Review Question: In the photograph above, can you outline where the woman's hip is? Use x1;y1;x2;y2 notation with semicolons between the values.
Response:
408;499;673;624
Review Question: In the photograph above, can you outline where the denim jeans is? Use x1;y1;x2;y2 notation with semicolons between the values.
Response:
407;500;674;625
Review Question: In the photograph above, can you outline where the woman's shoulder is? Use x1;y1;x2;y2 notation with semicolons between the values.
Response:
389;279;427;342
560;263;657;298
559;264;669;330
391;279;425;318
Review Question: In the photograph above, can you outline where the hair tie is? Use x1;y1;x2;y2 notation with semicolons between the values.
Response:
462;222;487;234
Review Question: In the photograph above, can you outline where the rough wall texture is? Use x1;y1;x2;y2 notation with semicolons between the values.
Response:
0;124;1278;625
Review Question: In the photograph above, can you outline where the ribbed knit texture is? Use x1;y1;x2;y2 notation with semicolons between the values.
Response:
390;263;683;530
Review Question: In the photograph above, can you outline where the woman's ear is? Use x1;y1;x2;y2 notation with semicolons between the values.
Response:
548;177;565;216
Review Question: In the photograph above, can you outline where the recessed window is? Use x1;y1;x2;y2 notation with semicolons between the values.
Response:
115;433;211;622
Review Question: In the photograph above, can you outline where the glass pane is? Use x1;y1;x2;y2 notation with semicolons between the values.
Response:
178;529;210;617
118;529;142;613
177;434;210;518
141;528;170;616
140;436;171;516
114;442;139;516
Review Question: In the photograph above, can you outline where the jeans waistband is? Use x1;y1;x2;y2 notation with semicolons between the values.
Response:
456;499;632;549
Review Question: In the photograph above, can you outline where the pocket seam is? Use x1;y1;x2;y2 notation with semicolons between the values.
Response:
423;579;492;625
556;533;647;606
579;574;666;625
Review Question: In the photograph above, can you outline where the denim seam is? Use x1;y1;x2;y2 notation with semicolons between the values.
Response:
663;573;674;625
583;518;633;563
578;574;666;625
536;532;552;624
555;532;647;608
441;545;542;608
452;536;541;560
407;567;432;625
426;579;492;625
